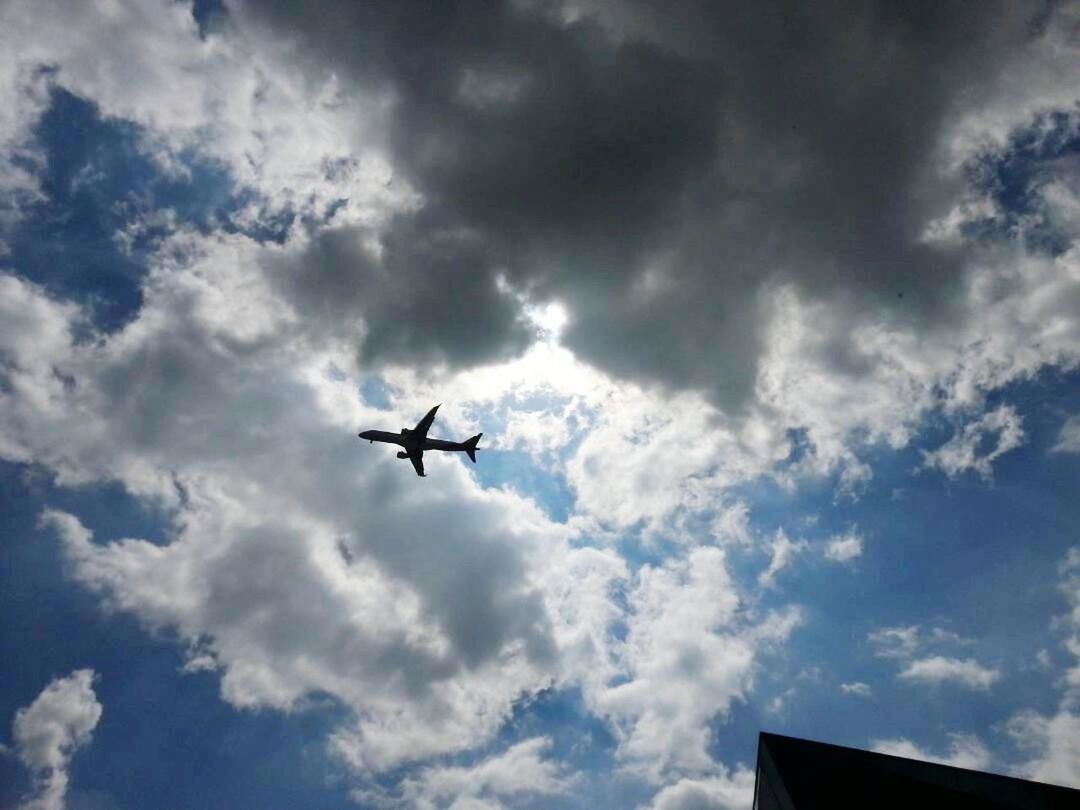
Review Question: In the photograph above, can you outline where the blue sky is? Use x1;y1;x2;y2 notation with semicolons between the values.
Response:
1;3;1079;809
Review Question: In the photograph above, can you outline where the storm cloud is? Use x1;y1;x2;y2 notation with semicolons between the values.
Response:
235;0;1058;407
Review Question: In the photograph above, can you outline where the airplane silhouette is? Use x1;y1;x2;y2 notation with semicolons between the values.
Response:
358;405;482;477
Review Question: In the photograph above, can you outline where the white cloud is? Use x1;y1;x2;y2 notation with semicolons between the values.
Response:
541;545;628;699
496;401;579;457
0;234;576;773
758;530;807;588
0;227;788;791
523;190;1080;514
824;532;863;563
868;626;921;659
0;55;49;230
897;656;1001;691
564;389;781;530
1036;648;1053;670
386;736;578;809
868;624;975;665
839;681;872;698
757;224;1080;495
710;501;753;547
1005;546;1080;788
48;489;565;774
0;202;809;809
922;405;1025;480
1006;709;1080;788
595;547;801;779
0;0;415;227
1052;415;1080;454
643;767;755;810
939;3;1080;170
871;733;992;771
7;105;1080;810
368;310;783;535
11;669;102;810
766;687;797;716
928;627;972;646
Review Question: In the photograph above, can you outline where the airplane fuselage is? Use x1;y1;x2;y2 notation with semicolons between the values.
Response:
357;429;472;454
358;405;482;476
358;429;407;447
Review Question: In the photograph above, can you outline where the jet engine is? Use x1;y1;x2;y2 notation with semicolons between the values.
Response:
396;451;409;459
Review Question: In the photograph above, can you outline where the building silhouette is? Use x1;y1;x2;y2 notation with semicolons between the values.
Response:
753;732;1078;809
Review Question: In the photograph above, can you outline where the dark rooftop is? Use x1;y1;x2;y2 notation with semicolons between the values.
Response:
754;732;1079;809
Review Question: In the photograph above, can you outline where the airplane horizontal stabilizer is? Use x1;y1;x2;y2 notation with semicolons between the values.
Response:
465;433;482;463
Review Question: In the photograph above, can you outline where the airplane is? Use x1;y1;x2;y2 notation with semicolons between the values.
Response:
358;404;482;477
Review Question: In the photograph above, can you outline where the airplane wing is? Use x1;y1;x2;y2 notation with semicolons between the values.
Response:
408;451;426;477
412;404;440;440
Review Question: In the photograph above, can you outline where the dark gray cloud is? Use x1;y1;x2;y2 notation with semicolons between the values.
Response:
236;0;1052;407
265;214;534;369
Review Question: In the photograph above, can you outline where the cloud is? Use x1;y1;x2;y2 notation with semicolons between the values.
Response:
869;625;1001;693
1;0;1077;506
1006;709;1080;788
46;486;564;774
382;736;577;809
710;502;753;548
766;687;798;717
868;626;921;659
2;0;491;369
0;0;414;225
1005;547;1080;788
595;546;801;778
4;0;1078;505
839;682;872;698
206;1;1080;466
1052;415;1080;454
897;656;1001;691
563;387;781;531
496;402;579;457
868;623;975;661
0;235;573;774
756;233;1080;491
10;669;102;810
922;405;1026;479
929;627;973;646
0;194;809;797
0;55;50;231
2;1;1080;801
824;533;864;563
758;530;808;588
939;1;1080;168
541;545;629;698
0;227;785;793
643;767;755;810
871;733;992;771
260;222;535;370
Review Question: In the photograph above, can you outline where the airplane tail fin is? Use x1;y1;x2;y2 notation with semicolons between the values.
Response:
464;433;482;463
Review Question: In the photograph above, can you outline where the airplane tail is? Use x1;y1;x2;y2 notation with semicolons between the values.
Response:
464;433;482;463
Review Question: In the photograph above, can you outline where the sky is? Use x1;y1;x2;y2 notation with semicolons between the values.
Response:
0;1;1078;808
